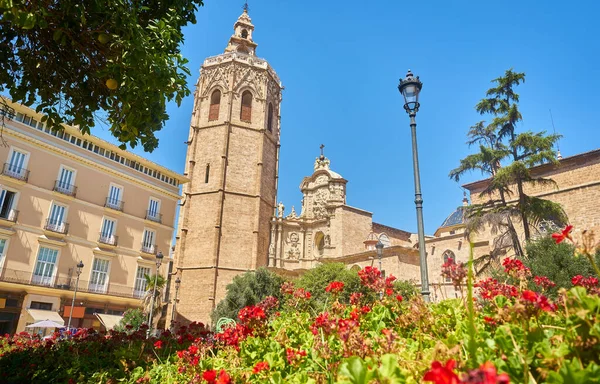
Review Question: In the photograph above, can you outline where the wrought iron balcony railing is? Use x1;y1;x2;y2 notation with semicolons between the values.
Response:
140;243;156;254
53;180;77;197
2;163;29;182
0;268;143;299
44;219;69;234
104;197;124;211
145;210;162;224
98;233;118;246
0;209;18;222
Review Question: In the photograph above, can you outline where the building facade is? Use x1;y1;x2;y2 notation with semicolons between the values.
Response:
171;9;282;325
0;101;185;335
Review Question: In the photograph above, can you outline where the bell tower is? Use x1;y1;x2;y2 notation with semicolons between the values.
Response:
172;8;282;325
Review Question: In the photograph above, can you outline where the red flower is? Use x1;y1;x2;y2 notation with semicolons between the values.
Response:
533;276;556;290
325;281;345;293
202;369;217;383
252;361;270;374
423;360;460;384
153;340;163;349
188;344;199;355
385;288;394;296
350;292;363;304
217;369;231;384
462;362;510;383
521;290;537;303
552;225;573;244
396;295;403;302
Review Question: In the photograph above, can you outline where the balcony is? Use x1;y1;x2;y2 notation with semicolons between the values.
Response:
53;180;77;198
140;243;156;255
44;219;69;235
145;210;162;224
2;163;29;182
0;268;143;299
104;197;124;212
98;233;118;247
0;209;18;223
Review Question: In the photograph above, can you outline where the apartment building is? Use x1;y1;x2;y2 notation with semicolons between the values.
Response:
0;100;186;334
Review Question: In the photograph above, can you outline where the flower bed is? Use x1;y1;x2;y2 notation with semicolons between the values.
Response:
1;229;600;383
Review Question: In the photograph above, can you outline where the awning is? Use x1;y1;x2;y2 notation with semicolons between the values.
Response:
26;309;65;326
95;313;123;331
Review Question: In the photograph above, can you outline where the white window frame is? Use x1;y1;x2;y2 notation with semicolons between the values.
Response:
0;187;19;221
106;183;124;210
31;245;60;286
141;228;156;254
88;257;111;293
133;265;152;298
0;237;10;271
99;216;118;245
147;197;161;221
47;201;68;232
6;146;30;178
56;165;77;194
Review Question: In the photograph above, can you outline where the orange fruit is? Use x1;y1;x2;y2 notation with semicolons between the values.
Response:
106;78;118;90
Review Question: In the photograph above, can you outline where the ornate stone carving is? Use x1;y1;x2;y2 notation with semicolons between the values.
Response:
329;183;345;201
200;66;231;97
233;66;265;98
277;201;285;218
312;189;329;219
314;156;331;170
286;232;301;260
286;206;297;219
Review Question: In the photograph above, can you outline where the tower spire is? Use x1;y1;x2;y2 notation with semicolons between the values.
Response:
225;4;257;55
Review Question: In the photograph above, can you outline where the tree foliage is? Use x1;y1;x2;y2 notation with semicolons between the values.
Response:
450;69;567;266
296;262;364;306
524;237;600;297
0;0;203;151
114;308;145;333
142;273;166;329
211;268;285;325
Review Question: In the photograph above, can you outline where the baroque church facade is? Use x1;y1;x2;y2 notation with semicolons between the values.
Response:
170;9;600;325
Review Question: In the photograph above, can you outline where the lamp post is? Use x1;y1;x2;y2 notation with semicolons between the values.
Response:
398;69;430;302
147;251;164;338
67;261;84;331
170;277;181;330
375;240;384;299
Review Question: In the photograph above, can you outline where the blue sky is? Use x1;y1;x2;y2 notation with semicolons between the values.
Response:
94;0;600;235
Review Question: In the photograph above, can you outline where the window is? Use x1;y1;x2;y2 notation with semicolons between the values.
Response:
209;90;221;121
89;258;110;293
240;91;252;122
56;166;76;195
32;247;59;286
315;232;325;256
106;184;123;210
134;266;151;297
6;148;28;178
267;103;274;132
141;229;156;254
0;189;17;221
0;239;7;268
378;233;391;248
205;164;210;183
47;203;67;232
30;301;52;310
100;217;117;245
443;250;456;283
241;29;248;38
147;198;161;221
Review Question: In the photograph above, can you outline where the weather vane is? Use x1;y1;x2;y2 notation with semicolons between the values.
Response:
243;1;249;12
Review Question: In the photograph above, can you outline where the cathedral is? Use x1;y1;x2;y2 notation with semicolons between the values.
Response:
170;8;600;325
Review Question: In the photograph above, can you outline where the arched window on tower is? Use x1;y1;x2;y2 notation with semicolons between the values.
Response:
240;91;252;122
267;103;274;132
241;29;248;39
442;250;456;283
209;90;221;121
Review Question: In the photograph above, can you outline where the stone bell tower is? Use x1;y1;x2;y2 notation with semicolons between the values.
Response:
171;8;282;325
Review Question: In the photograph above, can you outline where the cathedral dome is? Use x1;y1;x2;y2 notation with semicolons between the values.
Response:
439;206;466;228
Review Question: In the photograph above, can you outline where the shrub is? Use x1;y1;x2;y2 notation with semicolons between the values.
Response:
211;268;285;325
295;262;363;306
114;308;145;333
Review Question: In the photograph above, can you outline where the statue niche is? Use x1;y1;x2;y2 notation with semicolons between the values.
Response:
286;232;301;260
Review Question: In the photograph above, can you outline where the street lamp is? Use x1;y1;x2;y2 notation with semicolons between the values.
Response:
147;251;164;338
375;240;383;272
67;260;84;331
398;69;430;302
170;276;181;330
